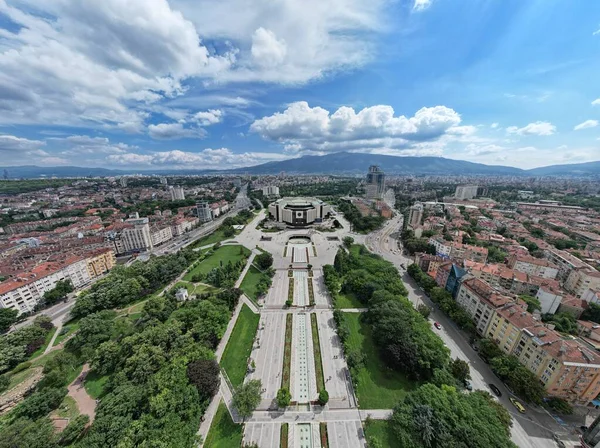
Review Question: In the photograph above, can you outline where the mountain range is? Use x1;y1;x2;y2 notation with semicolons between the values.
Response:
1;153;600;178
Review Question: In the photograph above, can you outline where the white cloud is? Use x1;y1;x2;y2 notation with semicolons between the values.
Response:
0;134;46;152
413;0;432;11
490;122;499;129
251;28;288;68
148;123;207;140
592;98;600;106
506;121;556;136
574;119;599;131
52;135;136;155
250;101;462;153
465;143;505;156
192;109;223;126
107;148;289;168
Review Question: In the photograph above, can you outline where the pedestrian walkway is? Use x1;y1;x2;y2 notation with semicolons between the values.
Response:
340;308;368;313
44;322;62;355
67;364;96;423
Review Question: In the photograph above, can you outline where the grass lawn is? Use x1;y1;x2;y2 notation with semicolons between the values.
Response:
29;326;57;359
53;320;80;346
350;244;362;256
54;396;80;420
335;292;363;309
84;371;109;399
240;265;264;300
173;281;196;295
282;314;292;390
195;228;231;247
364;420;401;448
344;313;416;409
311;313;325;393
204;402;243;448
220;304;259;387
183;245;251;282
7;365;38;389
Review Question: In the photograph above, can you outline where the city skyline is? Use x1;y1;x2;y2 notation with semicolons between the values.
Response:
1;1;600;170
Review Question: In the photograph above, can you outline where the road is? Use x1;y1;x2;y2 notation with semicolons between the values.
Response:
364;214;566;448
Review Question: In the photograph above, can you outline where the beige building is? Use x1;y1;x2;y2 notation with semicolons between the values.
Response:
151;225;173;247
456;278;513;335
565;268;600;298
485;303;537;354
508;254;559;280
86;248;117;278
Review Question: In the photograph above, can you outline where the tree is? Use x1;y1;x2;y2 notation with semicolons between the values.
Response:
276;387;291;408
187;359;220;402
582;302;600;324
546;397;573;415
232;379;262;422
449;358;470;383
417;304;431;319
542;312;578;335
0;308;18;333
520;295;541;313
343;236;354;248
42;279;74;306
58;414;89;446
0;417;59;448
0;374;9;393
223;225;235;238
318;389;329;406
255;252;274;270
479;338;503;362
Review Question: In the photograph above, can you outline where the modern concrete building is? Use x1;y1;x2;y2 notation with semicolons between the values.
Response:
268;197;331;227
160;177;168;185
407;202;423;229
365;165;385;200
582;414;600;447
119;177;128;187
455;185;479;200
169;185;185;201
196;201;213;223
121;218;153;252
262;186;280;197
508;254;559;279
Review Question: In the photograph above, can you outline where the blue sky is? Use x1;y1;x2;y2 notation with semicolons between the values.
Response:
0;0;599;170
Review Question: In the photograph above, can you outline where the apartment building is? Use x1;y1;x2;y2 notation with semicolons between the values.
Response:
545;248;593;282
451;242;488;263
565;268;600;298
86;248;116;278
150;225;173;247
428;237;452;256
456;277;513;335
121;220;153;252
408;203;424;229
485;303;537;354
508;254;559;279
415;253;448;275
455;185;479;200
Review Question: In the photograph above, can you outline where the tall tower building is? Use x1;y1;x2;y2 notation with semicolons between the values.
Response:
196;201;213;222
365;165;386;200
119;177;128;187
160;177;168;185
169;186;185;201
408;202;424;229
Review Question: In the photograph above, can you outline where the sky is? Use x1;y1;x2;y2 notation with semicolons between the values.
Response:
1;0;600;171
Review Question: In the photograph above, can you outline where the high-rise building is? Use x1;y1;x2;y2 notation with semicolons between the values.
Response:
119;177;128;187
455;185;479;200
196;201;212;222
262;186;280;197
169;185;185;201
365;165;385;200
160;177;168;185
233;178;242;188
582;414;600;447
408;202;424;229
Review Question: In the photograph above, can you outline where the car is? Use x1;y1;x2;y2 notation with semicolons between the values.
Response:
509;397;526;413
433;322;442;330
464;380;473;391
489;383;502;397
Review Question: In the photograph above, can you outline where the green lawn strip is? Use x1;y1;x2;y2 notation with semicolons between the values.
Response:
193;228;229;248
184;245;251;282
240;265;264;300
349;244;362;256
344;313;416;409
308;278;315;306
282;314;293;390
310;313;325;393
54;396;80;420
364;419;401;448
53;320;80;346
203;401;243;448
220;304;259;388
194;283;218;295
335;293;363;309
29;326;57;359
288;278;294;302
84;371;110;399
280;423;289;448
319;422;329;448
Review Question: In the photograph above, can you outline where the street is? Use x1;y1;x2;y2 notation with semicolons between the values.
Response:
364;214;570;448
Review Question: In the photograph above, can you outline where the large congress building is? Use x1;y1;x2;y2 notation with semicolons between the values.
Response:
268;197;331;227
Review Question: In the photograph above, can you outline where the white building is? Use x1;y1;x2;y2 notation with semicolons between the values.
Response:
428;237;452;256
455;185;479;200
119;177;128;187
175;288;189;301
268;197;331;227
151;225;173;247
408;203;423;229
582;288;600;305
565;268;600;298
535;284;563;314
518;190;535;200
197;201;212;223
262;186;280;197
169;186;185;201
160;177;168;185
121;219;153;252
509;255;559;280
545;248;594;282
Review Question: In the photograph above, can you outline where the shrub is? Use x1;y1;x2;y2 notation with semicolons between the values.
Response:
318;389;329;406
277;387;291;408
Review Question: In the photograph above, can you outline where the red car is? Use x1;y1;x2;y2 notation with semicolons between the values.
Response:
434;322;442;330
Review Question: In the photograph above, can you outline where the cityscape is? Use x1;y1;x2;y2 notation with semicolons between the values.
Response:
2;1;600;448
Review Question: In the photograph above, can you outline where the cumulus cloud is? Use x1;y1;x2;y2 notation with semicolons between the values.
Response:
107;148;289;168
0;134;46;152
413;0;432;11
192;109;223;126
506;121;556;136
148;123;207;140
251;28;288;68
574;119;598;131
592;98;600;106
250;101;462;153
52;135;136;155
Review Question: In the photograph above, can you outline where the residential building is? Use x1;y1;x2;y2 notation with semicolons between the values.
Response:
435;262;452;289
85;248;116;278
455;185;479;200
508;254;559;279
121;219;153;252
545;248;593;282
169;185;185;201
415;253;447;275
485;303;537;354
428;237;452;256
407;202;423;229
119;177;128;187
582;288;600;305
581;413;600;447
536;283;564;314
160;177;168;185
196;201;212;223
565;268;600;298
456;277;513;335
262;186;280;197
150;225;173;247
445;265;467;298
365;165;386;200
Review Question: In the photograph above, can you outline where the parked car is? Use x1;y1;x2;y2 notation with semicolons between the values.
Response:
489;383;502;397
509;397;526;413
464;380;473;391
471;343;479;352
434;322;442;330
